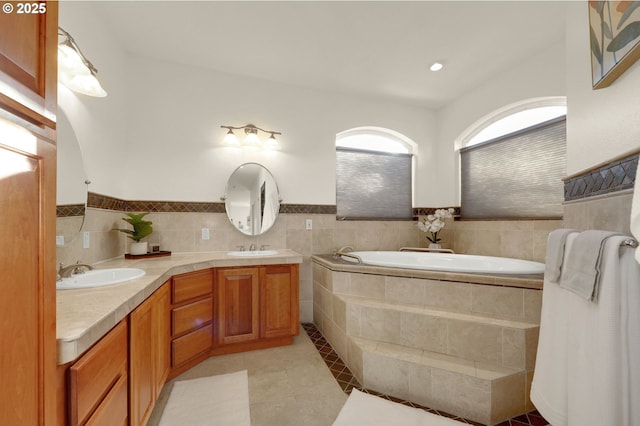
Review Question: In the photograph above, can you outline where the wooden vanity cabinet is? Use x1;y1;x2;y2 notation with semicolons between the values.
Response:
0;2;58;424
68;320;128;426
169;270;214;375
129;281;170;426
215;264;299;354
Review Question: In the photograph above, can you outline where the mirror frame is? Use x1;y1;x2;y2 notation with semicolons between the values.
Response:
223;163;281;236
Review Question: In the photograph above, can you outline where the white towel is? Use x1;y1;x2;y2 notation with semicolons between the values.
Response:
531;234;640;426
632;175;640;264
560;230;622;302
544;229;579;283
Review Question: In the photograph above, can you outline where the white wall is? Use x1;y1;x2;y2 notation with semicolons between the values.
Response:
565;2;640;175
120;54;435;204
58;3;129;197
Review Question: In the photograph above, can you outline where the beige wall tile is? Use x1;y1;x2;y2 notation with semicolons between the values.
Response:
472;285;524;320
490;373;526;424
331;271;350;294
400;312;448;353
407;363;433;408
502;328;526;369
345;302;362;337
360;306;401;344
385;276;425;305
525;327;540;371
424;280;473;313
332;296;346;331
523;289;543;323
430;369;491;425
362;352;410;400
350;273;385;299
447;320;502;365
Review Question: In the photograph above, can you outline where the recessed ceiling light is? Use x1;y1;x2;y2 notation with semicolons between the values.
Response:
430;62;444;72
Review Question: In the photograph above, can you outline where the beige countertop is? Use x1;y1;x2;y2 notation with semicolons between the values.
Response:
56;250;303;365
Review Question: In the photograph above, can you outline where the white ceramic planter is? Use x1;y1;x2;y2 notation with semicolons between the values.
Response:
129;241;148;255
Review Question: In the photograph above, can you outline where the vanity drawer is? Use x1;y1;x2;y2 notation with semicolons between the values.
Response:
172;298;213;336
69;320;128;426
172;270;213;304
172;324;213;367
84;373;128;426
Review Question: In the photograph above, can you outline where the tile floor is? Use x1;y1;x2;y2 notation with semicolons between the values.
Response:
149;323;549;426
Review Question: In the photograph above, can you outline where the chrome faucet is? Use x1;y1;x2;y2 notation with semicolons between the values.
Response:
58;261;94;280
249;243;256;251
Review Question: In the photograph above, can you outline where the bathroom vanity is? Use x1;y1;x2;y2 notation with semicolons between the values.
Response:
55;250;302;426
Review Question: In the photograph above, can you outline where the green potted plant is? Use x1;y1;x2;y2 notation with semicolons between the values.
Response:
113;212;153;255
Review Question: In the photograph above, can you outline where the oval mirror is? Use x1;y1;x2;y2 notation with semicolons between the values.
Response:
224;163;281;236
56;109;88;244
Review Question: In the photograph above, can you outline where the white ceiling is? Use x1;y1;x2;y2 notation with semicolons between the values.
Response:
96;1;568;109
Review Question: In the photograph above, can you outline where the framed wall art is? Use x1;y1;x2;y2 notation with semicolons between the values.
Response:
589;1;640;89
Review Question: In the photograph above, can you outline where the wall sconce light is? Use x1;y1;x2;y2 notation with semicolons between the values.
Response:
58;27;107;97
221;124;282;149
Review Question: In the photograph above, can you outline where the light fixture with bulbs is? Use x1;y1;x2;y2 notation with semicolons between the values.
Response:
221;124;281;149
58;27;107;97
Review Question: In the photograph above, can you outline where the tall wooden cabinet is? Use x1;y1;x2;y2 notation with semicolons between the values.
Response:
0;2;58;424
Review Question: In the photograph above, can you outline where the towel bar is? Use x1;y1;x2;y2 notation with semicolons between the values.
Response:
622;238;638;248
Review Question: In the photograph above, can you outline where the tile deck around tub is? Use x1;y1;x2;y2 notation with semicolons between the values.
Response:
302;323;549;426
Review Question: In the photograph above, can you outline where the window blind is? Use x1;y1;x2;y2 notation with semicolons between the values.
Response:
460;117;566;219
336;147;412;220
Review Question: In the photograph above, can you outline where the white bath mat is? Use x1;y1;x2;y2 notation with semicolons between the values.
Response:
159;370;250;426
333;389;466;426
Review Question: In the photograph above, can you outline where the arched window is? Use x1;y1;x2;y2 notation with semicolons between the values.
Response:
335;127;415;220
458;98;567;219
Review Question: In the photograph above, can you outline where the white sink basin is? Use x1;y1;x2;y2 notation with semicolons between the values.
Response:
57;268;145;290
227;250;278;257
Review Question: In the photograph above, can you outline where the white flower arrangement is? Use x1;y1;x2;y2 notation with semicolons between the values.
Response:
417;208;455;244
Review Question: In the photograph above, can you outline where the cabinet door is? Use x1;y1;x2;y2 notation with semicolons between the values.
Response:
0;1;57;129
0;116;56;425
129;297;154;426
217;268;259;345
260;265;300;339
130;282;171;426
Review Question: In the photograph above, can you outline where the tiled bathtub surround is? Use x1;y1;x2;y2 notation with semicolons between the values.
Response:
303;323;549;426
312;256;542;425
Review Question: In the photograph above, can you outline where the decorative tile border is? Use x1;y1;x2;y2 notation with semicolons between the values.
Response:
57;191;457;219
564;152;638;202
281;204;337;214
56;204;86;218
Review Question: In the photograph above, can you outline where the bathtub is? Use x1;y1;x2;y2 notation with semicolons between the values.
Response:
340;251;545;275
